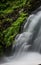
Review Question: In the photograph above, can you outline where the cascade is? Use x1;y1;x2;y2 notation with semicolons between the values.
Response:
1;7;41;65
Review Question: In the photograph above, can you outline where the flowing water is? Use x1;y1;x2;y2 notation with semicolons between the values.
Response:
1;7;41;65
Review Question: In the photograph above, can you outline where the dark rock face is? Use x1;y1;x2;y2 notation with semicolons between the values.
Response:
24;0;41;14
6;9;19;21
30;0;41;12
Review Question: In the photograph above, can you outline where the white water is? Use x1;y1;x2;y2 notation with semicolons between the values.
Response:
0;52;41;65
1;9;41;65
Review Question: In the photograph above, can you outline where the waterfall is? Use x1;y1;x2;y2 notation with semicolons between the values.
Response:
1;8;41;65
14;11;41;53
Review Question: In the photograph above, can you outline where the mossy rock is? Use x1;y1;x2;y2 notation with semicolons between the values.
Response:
3;12;27;47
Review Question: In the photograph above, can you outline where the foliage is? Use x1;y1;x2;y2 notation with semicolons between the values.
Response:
0;0;27;14
3;12;27;47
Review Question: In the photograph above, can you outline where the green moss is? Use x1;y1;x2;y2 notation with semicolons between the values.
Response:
0;0;27;14
3;12;27;47
3;18;13;23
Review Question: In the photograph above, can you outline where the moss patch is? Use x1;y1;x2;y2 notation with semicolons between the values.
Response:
0;0;27;14
3;12;27;47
